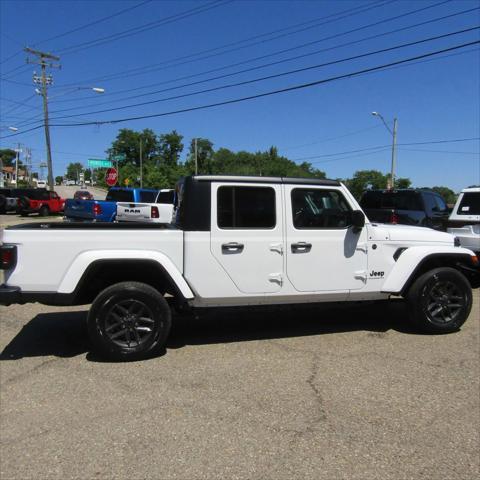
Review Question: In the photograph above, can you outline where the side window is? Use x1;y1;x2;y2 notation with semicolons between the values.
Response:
291;189;351;229
157;190;175;204
423;193;437;213
50;192;59;199
434;195;448;212
217;186;276;229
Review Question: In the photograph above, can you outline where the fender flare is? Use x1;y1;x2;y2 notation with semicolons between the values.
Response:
57;250;194;299
381;246;475;294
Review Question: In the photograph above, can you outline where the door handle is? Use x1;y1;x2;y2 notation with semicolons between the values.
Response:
222;242;244;254
291;242;312;253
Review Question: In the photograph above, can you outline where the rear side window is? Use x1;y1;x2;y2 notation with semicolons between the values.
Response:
292;189;351;229
139;191;157;203
457;192;480;215
106;189;134;202
423;193;437;214
434;195;448;213
217;186;276;229
156;190;175;204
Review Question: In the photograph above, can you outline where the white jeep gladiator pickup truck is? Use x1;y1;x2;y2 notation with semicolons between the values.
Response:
1;176;479;361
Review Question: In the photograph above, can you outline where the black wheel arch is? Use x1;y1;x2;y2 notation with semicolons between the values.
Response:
401;253;479;296
72;259;189;307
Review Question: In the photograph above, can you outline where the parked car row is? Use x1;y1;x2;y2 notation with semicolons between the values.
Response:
359;187;479;253
64;187;175;223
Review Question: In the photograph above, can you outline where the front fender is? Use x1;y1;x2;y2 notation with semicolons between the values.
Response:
58;250;194;299
381;246;475;294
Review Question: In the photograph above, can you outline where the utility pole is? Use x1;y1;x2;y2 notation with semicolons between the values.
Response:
194;138;198;175
139;138;143;188
390;118;398;189
25;47;61;192
15;143;22;186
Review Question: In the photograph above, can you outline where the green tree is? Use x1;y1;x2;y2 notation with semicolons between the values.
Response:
66;162;84;181
185;138;214;174
84;168;92;182
430;186;457;205
157;130;184;167
395;177;412;189
108;128;159;167
55;175;63;185
0;148;19;168
345;170;388;200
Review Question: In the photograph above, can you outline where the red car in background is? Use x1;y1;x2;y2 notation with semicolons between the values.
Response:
73;190;94;201
17;189;66;216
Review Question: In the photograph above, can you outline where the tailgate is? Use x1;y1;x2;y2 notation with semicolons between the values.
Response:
64;199;95;219
117;202;153;222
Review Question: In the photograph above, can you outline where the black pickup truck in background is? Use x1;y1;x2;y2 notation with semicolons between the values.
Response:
360;189;450;231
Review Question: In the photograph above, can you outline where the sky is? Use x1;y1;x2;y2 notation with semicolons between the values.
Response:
0;0;479;192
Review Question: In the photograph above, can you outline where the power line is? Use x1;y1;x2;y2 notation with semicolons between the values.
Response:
2;41;478;137
298;138;480;162
0;1;154;66
41;27;480;121
57;0;450;88
47;7;479;115
56;0;232;56
34;0;154;47
49;40;480;127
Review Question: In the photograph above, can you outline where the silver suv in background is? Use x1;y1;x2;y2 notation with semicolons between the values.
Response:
448;187;480;254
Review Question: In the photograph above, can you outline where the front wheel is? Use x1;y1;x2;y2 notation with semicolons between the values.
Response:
87;281;172;361
406;267;472;333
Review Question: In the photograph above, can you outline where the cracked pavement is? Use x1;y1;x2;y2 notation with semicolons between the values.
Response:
0;294;479;479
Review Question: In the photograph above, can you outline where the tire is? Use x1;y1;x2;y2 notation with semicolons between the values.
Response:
0;194;6;213
87;281;172;361
38;205;50;216
406;267;472;334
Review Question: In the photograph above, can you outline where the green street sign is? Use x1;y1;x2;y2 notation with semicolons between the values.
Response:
88;159;112;168
112;154;126;161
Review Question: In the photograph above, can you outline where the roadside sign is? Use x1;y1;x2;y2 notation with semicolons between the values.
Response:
88;159;112;169
105;167;118;187
112;154;126;161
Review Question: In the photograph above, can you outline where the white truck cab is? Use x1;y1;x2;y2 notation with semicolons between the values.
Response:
1;175;479;361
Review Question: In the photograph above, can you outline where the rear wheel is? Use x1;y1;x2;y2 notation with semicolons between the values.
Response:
406;267;472;333
39;205;50;216
87;281;172;361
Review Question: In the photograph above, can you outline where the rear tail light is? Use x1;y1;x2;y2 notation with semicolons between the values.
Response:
93;203;102;216
0;245;17;270
390;212;399;224
151;206;159;219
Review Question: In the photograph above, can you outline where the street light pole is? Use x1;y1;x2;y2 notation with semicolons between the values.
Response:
372;111;398;189
390;118;398;190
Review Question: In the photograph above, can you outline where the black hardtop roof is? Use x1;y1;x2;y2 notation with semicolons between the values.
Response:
191;175;340;187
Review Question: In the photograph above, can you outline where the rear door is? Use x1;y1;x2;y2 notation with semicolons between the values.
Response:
210;182;284;293
285;185;368;292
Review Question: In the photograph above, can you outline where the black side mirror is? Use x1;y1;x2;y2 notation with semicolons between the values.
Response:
351;210;365;233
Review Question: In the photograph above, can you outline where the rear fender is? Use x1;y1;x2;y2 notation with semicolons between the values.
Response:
381;246;476;294
58;250;194;299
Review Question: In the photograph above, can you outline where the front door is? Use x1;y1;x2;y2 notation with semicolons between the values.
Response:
210;182;284;294
285;185;368;292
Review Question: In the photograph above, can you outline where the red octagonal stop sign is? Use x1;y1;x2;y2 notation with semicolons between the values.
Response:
105;167;118;187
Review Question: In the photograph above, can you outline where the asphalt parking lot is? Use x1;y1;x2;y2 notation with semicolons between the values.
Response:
1;294;478;480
